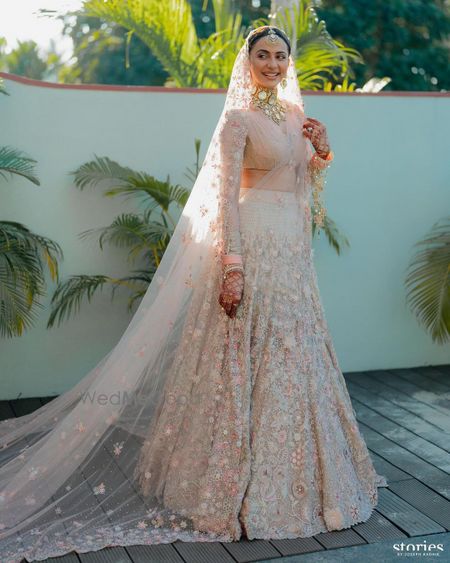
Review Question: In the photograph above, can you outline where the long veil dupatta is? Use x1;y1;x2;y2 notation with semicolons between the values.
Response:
0;43;308;560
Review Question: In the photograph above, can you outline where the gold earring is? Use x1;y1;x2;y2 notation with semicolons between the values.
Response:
281;77;288;89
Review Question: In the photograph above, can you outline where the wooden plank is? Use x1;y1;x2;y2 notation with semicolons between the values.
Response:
267;532;450;562
3;377;448;562
370;371;450;414
173;541;236;563
0;400;15;421
78;547;132;563
421;365;450;382
9;397;42;417
387;479;450;530
347;380;449;451
0;401;25;561
104;427;200;562
40;396;57;406
222;538;281;562
391;368;450;395
369;452;412;483
313;528;366;549
3;420;69;560
345;373;450;432
352;510;408;542
376;488;446;536
44;554;80;562
357;423;450;500
270;536;324;556
351;398;450;473
125;544;185;563
426;364;450;376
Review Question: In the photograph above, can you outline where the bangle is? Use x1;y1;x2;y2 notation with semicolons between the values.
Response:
223;264;244;279
222;254;243;265
315;149;333;161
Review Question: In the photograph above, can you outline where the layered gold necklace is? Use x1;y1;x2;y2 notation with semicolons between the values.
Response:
250;84;287;125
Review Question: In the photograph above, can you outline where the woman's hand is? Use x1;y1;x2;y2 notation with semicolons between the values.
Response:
219;270;244;318
303;117;330;158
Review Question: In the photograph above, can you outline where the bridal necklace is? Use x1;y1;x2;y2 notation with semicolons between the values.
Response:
250;83;287;125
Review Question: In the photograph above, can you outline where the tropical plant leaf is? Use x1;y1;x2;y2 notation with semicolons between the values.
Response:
405;217;450;344
0;77;9;96
78;213;171;264
70;154;135;190
312;214;350;255
48;274;112;328
0;146;40;185
0;221;63;337
275;3;363;90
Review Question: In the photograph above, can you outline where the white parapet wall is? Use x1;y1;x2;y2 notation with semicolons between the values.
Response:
0;73;449;399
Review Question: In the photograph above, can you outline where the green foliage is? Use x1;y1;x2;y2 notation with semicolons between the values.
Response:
315;0;450;91
58;15;169;85
405;217;450;344
0;221;62;338
0;75;8;95
312;215;350;255
2;40;47;79
0;146;40;185
77;0;359;89
47;154;191;327
0;90;63;338
0;37;64;81
275;2;363;90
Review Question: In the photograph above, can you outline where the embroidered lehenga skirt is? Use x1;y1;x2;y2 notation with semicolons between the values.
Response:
135;185;388;541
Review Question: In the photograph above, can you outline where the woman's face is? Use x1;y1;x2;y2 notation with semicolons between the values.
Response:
248;35;289;90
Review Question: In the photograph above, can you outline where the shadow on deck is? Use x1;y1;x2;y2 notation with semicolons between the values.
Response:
1;365;449;563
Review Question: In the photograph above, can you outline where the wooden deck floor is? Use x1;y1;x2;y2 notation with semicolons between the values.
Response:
1;365;449;563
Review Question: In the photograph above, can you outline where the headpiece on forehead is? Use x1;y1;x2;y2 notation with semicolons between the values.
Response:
247;25;291;56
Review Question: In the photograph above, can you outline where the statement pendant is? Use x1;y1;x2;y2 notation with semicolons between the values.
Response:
251;85;286;126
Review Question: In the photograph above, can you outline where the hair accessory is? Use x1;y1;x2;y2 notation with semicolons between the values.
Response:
267;27;280;44
246;25;291;55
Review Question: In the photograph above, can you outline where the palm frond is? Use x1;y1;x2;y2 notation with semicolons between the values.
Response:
0;271;44;338
275;3;363;91
405;217;450;344
0;77;9;96
70;154;135;190
78;213;171;263
0;221;62;337
312;215;350;255
47;274;112;328
83;0;201;87
0;146;40;185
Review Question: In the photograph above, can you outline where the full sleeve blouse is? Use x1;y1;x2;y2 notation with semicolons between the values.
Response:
218;109;248;262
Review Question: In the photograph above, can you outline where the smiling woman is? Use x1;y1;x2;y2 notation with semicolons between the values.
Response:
247;26;291;89
0;24;387;563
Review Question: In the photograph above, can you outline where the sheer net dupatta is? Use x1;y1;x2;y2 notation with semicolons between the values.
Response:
0;41;308;561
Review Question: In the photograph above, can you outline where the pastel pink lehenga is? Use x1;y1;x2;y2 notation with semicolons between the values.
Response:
0;43;387;562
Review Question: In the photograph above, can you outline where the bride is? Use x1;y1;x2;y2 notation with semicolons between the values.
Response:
0;25;387;562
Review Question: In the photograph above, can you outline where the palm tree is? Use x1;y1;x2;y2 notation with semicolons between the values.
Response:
272;1;363;90
75;0;350;245
0;82;63;338
405;217;450;344
47;155;190;328
80;0;361;90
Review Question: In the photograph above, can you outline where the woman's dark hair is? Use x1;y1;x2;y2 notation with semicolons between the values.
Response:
247;26;291;56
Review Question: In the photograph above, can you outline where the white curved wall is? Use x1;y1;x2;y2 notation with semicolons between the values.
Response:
0;74;449;399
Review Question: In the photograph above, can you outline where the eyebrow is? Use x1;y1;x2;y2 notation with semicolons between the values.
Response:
255;49;287;54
